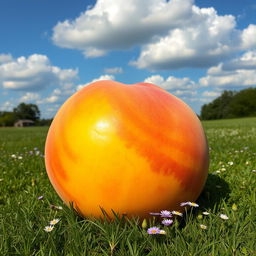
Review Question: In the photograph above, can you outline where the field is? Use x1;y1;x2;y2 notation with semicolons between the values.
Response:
0;117;256;256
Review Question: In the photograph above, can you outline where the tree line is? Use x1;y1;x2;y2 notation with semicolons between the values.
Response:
0;103;52;126
1;88;255;126
200;87;256;120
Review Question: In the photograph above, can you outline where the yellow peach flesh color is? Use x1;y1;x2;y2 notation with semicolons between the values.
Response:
45;80;209;219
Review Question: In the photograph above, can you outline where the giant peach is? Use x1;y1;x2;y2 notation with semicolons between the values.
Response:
45;80;209;219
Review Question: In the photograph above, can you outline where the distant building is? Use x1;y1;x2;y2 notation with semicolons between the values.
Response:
14;119;35;127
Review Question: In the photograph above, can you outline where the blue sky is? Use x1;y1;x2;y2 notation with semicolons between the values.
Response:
0;0;256;118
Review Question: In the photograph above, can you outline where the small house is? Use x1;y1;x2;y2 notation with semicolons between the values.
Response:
14;119;35;127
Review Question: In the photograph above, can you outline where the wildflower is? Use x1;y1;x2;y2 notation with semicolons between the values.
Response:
160;210;172;218
147;227;160;235
220;214;229;220
199;224;207;230
171;210;183;217
50;218;60;225
228;161;234;166
44;225;54;232
202;211;210;216
11;154;16;158
252;169;256;173
35;151;40;156
245;161;249;165
180;202;199;207
189;202;199;207
215;170;221;174
37;195;44;200
159;230;167;235
18;156;23;160
162;219;173;226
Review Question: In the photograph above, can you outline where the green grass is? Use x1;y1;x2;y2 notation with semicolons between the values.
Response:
0;118;256;256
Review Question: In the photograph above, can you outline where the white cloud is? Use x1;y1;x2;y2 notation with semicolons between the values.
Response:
222;50;256;71
52;0;194;57
45;95;59;103
202;91;221;97
52;0;256;70
0;54;78;91
241;24;256;49
173;89;197;96
20;92;40;102
144;74;196;90
133;6;252;70
0;100;15;111
144;74;197;99
76;74;115;91
0;54;13;64
199;50;256;88
200;69;256;87
83;48;107;58
104;67;123;74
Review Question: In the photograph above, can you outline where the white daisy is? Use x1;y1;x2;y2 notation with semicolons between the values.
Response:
199;224;207;230
50;219;60;225
171;211;183;217
159;230;167;235
220;214;229;220
44;226;54;232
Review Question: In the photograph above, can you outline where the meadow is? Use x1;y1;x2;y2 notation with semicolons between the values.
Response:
0;117;255;256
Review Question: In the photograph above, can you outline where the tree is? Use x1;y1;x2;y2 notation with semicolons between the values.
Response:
229;88;256;117
200;87;256;120
0;112;16;126
13;103;40;121
201;90;235;120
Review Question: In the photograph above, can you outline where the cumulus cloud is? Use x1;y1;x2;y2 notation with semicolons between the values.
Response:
0;54;78;91
104;67;123;74
0;100;15;111
202;91;221;97
144;74;197;97
200;69;256;87
199;50;256;88
76;74;115;91
20;92;40;102
52;0;194;57
222;50;256;71
0;54;13;64
133;6;254;70
240;24;256;49
144;74;196;90
52;0;256;70
45;95;59;103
